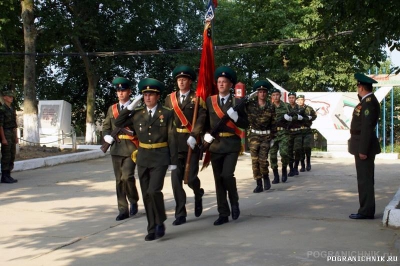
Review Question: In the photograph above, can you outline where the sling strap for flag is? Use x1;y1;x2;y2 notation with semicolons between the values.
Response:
170;92;193;132
211;95;242;137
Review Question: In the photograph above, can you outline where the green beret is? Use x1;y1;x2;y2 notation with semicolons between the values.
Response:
296;94;305;99
270;88;281;94
288;91;296;97
112;77;133;90
138;78;165;94
354;73;378;85
214;66;237;85
253;80;272;91
172;65;196;81
2;90;15;97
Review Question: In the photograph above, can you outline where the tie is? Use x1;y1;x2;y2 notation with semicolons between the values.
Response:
121;105;124;110
181;95;185;104
221;98;225;106
148;110;152;121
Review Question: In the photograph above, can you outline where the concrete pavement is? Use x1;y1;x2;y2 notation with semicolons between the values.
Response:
1;154;400;266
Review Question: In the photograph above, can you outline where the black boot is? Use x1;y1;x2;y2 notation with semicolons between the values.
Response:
1;171;16;184
288;162;295;177
300;160;306;172
272;168;280;184
282;167;288;183
253;179;263;193
263;174;271;190
306;156;311;171
293;161;299;175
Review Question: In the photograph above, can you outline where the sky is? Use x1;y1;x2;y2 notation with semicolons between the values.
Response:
385;46;400;68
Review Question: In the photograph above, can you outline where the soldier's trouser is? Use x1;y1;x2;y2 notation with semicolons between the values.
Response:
112;155;139;215
137;165;168;234
355;155;376;217
302;131;313;160
171;150;202;217
288;133;302;164
269;132;289;169
249;134;271;180
211;152;239;217
1;130;16;172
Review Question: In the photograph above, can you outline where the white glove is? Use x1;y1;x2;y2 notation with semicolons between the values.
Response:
284;114;292;121
127;95;143;110
204;133;215;144
187;136;197;150
297;114;303;120
270;139;275;147
308;116;312;120
227;107;239;122
104;135;115;144
168;165;177;171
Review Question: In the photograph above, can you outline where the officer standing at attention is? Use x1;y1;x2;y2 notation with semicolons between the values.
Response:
115;78;177;240
164;65;206;226
102;77;140;221
203;66;249;225
246;80;275;193
286;91;304;177
296;94;317;171
0;90;18;184
348;73;380;220
269;88;290;184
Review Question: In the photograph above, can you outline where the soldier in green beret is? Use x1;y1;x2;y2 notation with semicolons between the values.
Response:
246;80;275;192
0;91;18;183
164;65;206;226
102;77;140;221
296;94;317;171
115;78;177;240
269;88;290;183
203;66;249;225
348;73;380;220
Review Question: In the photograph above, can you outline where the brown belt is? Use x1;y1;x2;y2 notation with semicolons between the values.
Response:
350;130;361;135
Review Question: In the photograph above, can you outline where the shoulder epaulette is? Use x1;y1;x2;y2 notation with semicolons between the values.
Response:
162;106;172;111
135;107;145;111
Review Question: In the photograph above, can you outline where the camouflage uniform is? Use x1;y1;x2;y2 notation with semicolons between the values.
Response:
246;98;275;181
287;103;305;175
269;100;290;183
300;105;317;171
0;103;17;182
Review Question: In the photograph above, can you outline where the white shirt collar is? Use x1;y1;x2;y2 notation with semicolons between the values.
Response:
361;92;373;101
119;100;131;109
146;104;158;115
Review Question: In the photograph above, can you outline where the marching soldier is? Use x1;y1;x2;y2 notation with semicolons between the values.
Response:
348;73;380;220
203;66;249;225
0;90;18;184
286;92;305;176
246;80;275;192
269;88;290;183
102;77;140;221
296;94;317;171
115;78;178;240
164;65;206;226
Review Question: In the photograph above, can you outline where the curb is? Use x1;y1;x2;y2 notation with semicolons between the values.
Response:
14;149;106;172
383;188;400;228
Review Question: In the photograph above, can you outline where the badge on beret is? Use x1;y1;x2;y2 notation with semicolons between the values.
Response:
365;109;369;116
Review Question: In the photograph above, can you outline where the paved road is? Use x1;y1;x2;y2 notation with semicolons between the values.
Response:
1;155;399;266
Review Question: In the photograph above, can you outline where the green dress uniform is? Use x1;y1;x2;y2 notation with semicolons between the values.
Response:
269;98;290;183
299;101;317;171
348;73;380;219
287;102;305;176
102;99;139;218
0;91;18;183
115;78;177;239
165;89;207;220
246;80;275;192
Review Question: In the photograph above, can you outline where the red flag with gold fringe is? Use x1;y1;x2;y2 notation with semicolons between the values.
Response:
197;0;217;170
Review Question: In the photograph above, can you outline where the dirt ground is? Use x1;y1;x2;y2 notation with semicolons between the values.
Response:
15;145;85;161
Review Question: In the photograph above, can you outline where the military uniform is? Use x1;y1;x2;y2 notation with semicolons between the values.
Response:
205;66;249;225
348;73;380;219
102;77;140;221
115;78;177;240
246;80;275;192
298;96;317;171
287;97;305;176
0;90;18;184
164;65;207;224
269;93;290;183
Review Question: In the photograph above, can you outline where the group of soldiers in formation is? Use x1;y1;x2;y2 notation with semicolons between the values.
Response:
102;65;317;241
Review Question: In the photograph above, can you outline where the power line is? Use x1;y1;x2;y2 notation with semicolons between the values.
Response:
0;31;353;57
